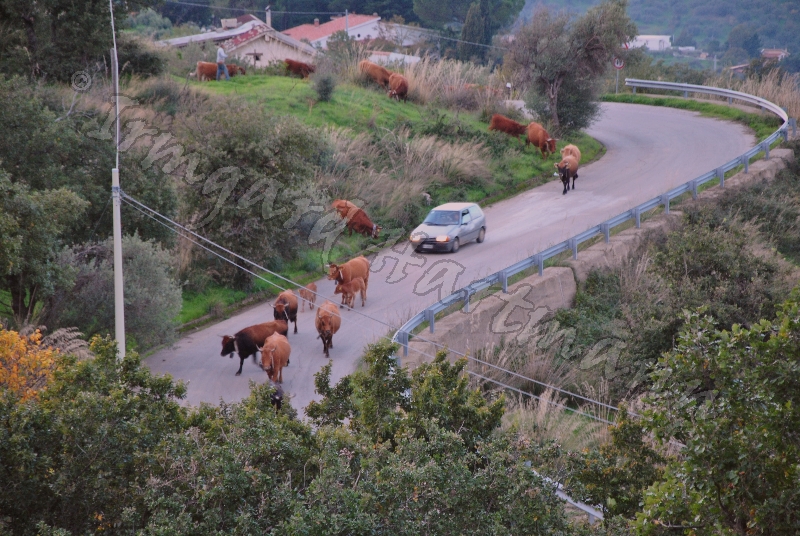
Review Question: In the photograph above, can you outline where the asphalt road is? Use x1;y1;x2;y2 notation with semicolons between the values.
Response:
145;102;755;413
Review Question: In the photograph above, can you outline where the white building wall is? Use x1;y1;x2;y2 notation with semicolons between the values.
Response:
314;20;382;48
229;36;314;69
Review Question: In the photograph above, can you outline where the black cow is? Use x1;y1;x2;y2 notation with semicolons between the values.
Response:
220;320;288;375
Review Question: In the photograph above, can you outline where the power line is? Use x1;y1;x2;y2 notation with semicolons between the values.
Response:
121;192;618;421
162;1;345;16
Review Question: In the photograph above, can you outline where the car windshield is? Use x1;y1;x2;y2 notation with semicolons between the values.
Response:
423;210;460;225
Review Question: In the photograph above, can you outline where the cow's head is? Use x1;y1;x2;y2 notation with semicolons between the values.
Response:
371;224;382;238
260;344;274;377
554;161;570;181
327;263;341;280
546;138;557;154
270;384;284;411
273;300;288;321
221;335;236;357
238;65;246;75
334;283;344;295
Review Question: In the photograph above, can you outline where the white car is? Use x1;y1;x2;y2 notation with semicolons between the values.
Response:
409;202;487;253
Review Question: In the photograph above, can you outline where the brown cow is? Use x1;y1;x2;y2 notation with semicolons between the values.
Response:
334;276;366;309
259;332;291;383
555;155;579;195
359;60;392;88
327;256;370;304
526;122;557;159
297;282;317;312
273;290;299;334
560;143;581;163
220;320;289;375
190;61;245;81
285;58;316;78
387;72;409;102
315;300;341;358
488;114;528;143
331;200;381;238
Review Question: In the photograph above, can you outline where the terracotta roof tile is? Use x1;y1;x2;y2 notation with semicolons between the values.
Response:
283;14;379;43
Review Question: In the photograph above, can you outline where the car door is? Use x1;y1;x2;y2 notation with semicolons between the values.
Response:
460;209;477;241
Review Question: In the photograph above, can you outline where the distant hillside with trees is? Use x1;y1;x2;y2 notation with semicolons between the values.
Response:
519;0;800;71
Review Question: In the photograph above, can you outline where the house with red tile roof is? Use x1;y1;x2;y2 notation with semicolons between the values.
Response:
158;10;315;70
283;13;381;49
761;48;790;61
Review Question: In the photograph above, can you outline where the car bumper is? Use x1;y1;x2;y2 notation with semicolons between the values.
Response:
412;240;453;252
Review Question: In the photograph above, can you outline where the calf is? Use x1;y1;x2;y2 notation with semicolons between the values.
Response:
220;320;289;375
315;300;341;358
285;58;316;78
555;155;579;195
358;60;392;88
273;290;299;334
259;332;291;384
387;72;409;102
334;276;366;309
526;121;557;159
297;282;317;312
488;114;528;143
328;256;370;304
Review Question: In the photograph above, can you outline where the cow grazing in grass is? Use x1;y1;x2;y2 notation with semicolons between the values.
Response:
387;73;409;102
334;276;366;309
555;155;579;195
285;58;316;78
331;199;358;219
273;290;299;334
259;332;291;383
315;300;341;358
190;61;245;81
297;282;317;312
359;60;392;88
526;121;557;159
488;114;528;143
327;256;370;304
331;200;381;238
220;320;289;375
560;144;581;163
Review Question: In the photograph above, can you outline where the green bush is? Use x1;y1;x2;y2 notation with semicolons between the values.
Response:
117;33;166;78
312;73;337;102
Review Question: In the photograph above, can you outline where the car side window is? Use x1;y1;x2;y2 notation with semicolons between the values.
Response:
461;211;471;224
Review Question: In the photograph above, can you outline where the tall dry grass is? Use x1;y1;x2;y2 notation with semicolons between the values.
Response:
403;56;503;111
318;127;491;225
705;69;800;118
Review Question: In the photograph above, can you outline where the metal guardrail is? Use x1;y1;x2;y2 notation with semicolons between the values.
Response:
391;80;791;520
393;80;790;358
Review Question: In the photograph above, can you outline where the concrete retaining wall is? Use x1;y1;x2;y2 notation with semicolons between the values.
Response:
404;147;795;369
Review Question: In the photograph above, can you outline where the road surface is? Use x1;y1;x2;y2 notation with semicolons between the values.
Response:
145;102;755;414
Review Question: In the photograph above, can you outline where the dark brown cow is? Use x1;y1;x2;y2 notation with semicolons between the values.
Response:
259;332;291;383
488;114;528;143
273;290;299;334
297;282;317;312
555;155;579;195
359;59;392;88
526;121;557;159
220;320;289;375
387;72;409;102
285;58;316;78
327;256;370;305
334;276;366;309
315;300;341;358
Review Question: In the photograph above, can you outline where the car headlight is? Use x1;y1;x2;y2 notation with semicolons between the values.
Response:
435;235;450;242
410;234;424;242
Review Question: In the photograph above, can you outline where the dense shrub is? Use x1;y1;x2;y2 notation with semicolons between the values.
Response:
42;234;182;351
116;33;166;78
312;72;337;102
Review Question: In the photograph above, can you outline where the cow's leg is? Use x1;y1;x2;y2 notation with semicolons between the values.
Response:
293;318;298;334
236;355;245;375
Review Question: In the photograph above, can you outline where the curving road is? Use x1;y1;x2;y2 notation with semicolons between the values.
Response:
145;102;755;413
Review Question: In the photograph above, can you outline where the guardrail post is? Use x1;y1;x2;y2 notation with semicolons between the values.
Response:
424;308;435;334
632;86;636;94
397;330;409;357
716;167;725;188
633;207;641;228
569;237;578;259
660;193;670;214
499;270;508;293
683;90;688;98
741;154;749;174
727;97;732;105
534;254;544;276
761;140;770;159
463;288;471;313
689;179;698;199
600;223;610;243
790;118;797;137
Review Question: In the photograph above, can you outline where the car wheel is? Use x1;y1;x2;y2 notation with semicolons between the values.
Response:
450;238;460;253
476;227;485;243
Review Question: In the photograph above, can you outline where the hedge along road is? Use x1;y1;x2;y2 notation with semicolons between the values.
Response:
145;102;755;413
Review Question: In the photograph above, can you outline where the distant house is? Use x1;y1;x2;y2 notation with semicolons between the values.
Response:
630;35;672;51
368;50;421;67
378;22;432;48
283;13;381;49
158;11;316;69
761;48;790;61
